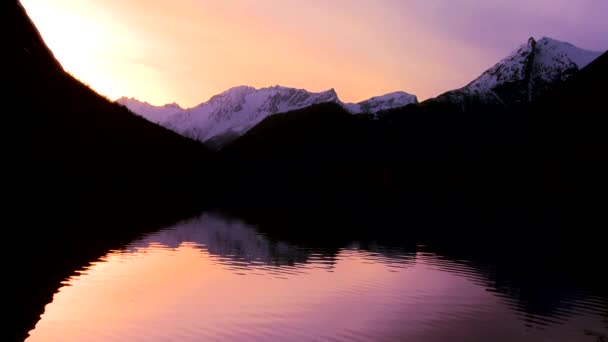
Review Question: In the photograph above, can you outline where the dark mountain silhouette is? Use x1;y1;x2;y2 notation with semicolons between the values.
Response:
3;2;222;341
529;51;608;198
222;103;397;208
225;102;371;158
3;0;220;212
223;98;529;208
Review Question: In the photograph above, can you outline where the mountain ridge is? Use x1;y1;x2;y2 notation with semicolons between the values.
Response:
118;86;418;147
118;36;601;147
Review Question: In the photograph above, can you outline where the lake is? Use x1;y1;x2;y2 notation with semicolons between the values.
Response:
24;212;607;342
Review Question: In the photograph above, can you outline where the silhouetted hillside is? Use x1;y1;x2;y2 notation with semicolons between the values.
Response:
222;103;399;207
223;99;530;208
529;51;608;199
3;3;224;340
3;1;219;211
225;102;374;158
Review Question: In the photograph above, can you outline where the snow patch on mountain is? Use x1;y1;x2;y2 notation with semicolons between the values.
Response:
536;37;600;70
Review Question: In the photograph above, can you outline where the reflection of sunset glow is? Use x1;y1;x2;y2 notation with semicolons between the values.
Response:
20;0;608;107
25;213;608;342
26;244;484;342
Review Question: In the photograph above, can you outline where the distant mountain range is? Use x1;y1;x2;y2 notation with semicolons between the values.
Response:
118;87;417;147
118;37;600;148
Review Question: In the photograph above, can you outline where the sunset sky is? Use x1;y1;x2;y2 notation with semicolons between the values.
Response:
21;0;608;107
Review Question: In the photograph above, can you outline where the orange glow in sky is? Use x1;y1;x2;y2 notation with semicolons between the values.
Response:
20;0;608;107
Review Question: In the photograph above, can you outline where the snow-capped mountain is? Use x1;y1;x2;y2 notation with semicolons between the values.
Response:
344;91;418;114
116;97;183;124
436;37;602;107
164;86;340;145
118;86;417;147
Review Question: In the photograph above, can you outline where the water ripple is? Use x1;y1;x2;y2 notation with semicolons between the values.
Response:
25;213;608;342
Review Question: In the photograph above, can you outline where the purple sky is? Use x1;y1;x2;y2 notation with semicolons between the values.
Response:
401;0;608;53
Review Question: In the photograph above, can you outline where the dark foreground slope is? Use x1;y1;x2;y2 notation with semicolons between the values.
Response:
3;1;220;212
2;2;222;341
529;51;608;199
222;103;396;208
223;101;531;208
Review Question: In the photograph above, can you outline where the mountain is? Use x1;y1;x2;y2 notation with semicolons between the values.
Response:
116;97;183;124
344;91;418;115
434;37;602;109
224;102;365;158
4;2;227;341
4;0;219;207
164;85;341;146
220;102;387;207
529;50;608;198
118;86;417;148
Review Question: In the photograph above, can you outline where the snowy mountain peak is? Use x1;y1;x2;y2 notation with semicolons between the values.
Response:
345;91;418;114
162;85;345;146
118;85;417;148
117;97;183;124
438;36;602;106
319;88;339;100
534;36;601;70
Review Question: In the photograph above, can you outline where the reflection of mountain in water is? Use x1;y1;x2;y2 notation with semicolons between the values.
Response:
128;213;310;267
10;209;608;342
93;213;608;339
208;207;608;325
123;211;608;329
128;213;423;271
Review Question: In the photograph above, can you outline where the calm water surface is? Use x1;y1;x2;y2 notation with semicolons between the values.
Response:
26;213;607;341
